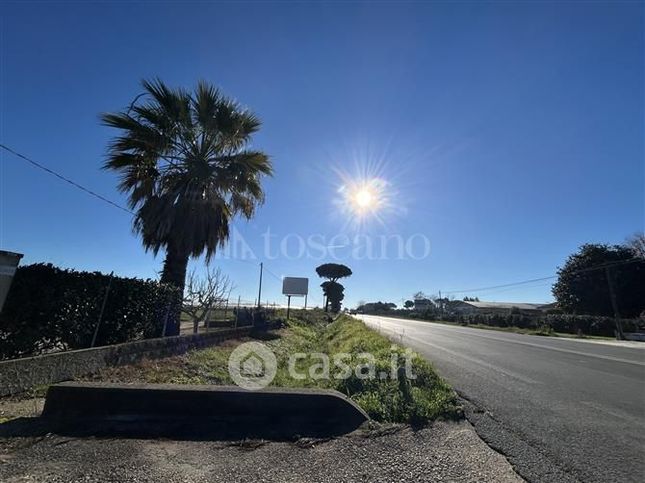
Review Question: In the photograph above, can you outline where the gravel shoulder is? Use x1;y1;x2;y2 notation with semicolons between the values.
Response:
0;420;522;482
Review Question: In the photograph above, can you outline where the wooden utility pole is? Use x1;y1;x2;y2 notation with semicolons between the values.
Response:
257;262;263;309
235;295;241;328
605;266;625;340
91;272;114;347
286;295;292;320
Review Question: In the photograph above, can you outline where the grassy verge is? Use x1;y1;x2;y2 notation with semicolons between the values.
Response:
79;309;461;425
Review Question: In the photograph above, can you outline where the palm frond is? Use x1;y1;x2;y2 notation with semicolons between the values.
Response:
103;78;272;260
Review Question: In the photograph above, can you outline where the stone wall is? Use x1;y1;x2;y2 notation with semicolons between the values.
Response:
0;327;254;396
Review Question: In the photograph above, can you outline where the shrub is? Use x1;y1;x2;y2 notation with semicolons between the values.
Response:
444;312;643;337
544;314;642;337
0;263;179;360
233;307;279;328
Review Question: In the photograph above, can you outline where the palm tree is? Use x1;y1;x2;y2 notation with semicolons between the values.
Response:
102;79;272;334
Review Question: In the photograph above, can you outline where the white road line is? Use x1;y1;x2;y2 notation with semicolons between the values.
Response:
364;319;541;385
406;333;542;385
360;315;645;368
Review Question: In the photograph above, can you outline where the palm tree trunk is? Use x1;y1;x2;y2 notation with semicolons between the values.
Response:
160;242;189;336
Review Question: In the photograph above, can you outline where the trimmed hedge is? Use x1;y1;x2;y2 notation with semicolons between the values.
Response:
444;313;643;337
0;263;180;360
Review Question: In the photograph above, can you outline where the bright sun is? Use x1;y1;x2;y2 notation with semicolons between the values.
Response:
329;147;401;228
346;182;384;217
354;188;374;208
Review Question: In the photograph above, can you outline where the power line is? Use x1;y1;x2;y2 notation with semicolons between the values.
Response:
459;280;556;298
442;275;557;295
441;258;642;296
2;143;295;294
218;256;283;282
1;143;134;215
263;265;284;282
565;258;641;275
1;144;291;277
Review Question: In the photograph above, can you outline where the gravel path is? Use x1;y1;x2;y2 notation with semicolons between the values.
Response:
0;421;521;482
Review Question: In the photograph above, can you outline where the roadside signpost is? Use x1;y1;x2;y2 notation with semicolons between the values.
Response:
282;277;309;319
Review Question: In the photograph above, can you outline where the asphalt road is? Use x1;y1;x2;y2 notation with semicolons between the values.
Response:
359;315;645;483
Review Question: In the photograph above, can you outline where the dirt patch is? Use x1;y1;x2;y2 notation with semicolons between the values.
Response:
0;397;44;423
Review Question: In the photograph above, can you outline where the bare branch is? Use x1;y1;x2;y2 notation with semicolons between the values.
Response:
182;266;235;333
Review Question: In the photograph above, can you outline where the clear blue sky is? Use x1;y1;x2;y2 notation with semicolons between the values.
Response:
1;1;643;308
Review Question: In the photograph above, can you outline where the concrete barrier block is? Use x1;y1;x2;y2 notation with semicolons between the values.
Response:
42;382;369;439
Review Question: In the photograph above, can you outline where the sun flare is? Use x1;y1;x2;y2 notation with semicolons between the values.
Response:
354;188;374;208
341;178;388;218
326;146;407;231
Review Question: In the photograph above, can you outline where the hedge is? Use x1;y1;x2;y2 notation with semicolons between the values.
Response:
0;263;180;360
444;313;643;337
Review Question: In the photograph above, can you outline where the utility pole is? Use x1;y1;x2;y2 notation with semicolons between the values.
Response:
286;295;292;320
235;295;241;328
91;272;114;347
438;290;444;320
257;262;263;309
605;266;625;340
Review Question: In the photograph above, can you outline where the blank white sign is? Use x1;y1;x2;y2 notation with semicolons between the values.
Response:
282;277;309;296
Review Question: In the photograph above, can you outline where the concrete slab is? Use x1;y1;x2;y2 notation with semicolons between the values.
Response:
41;382;368;439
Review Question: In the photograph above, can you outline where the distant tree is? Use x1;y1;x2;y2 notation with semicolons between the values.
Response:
355;301;399;314
626;232;645;259
316;263;352;311
404;300;414;309
552;243;645;318
321;281;345;313
182;266;233;334
316;263;353;282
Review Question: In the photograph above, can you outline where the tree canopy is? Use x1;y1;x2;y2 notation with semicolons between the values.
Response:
321;280;345;313
626;232;645;259
552;243;645;318
316;263;352;312
315;263;353;282
356;301;397;314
